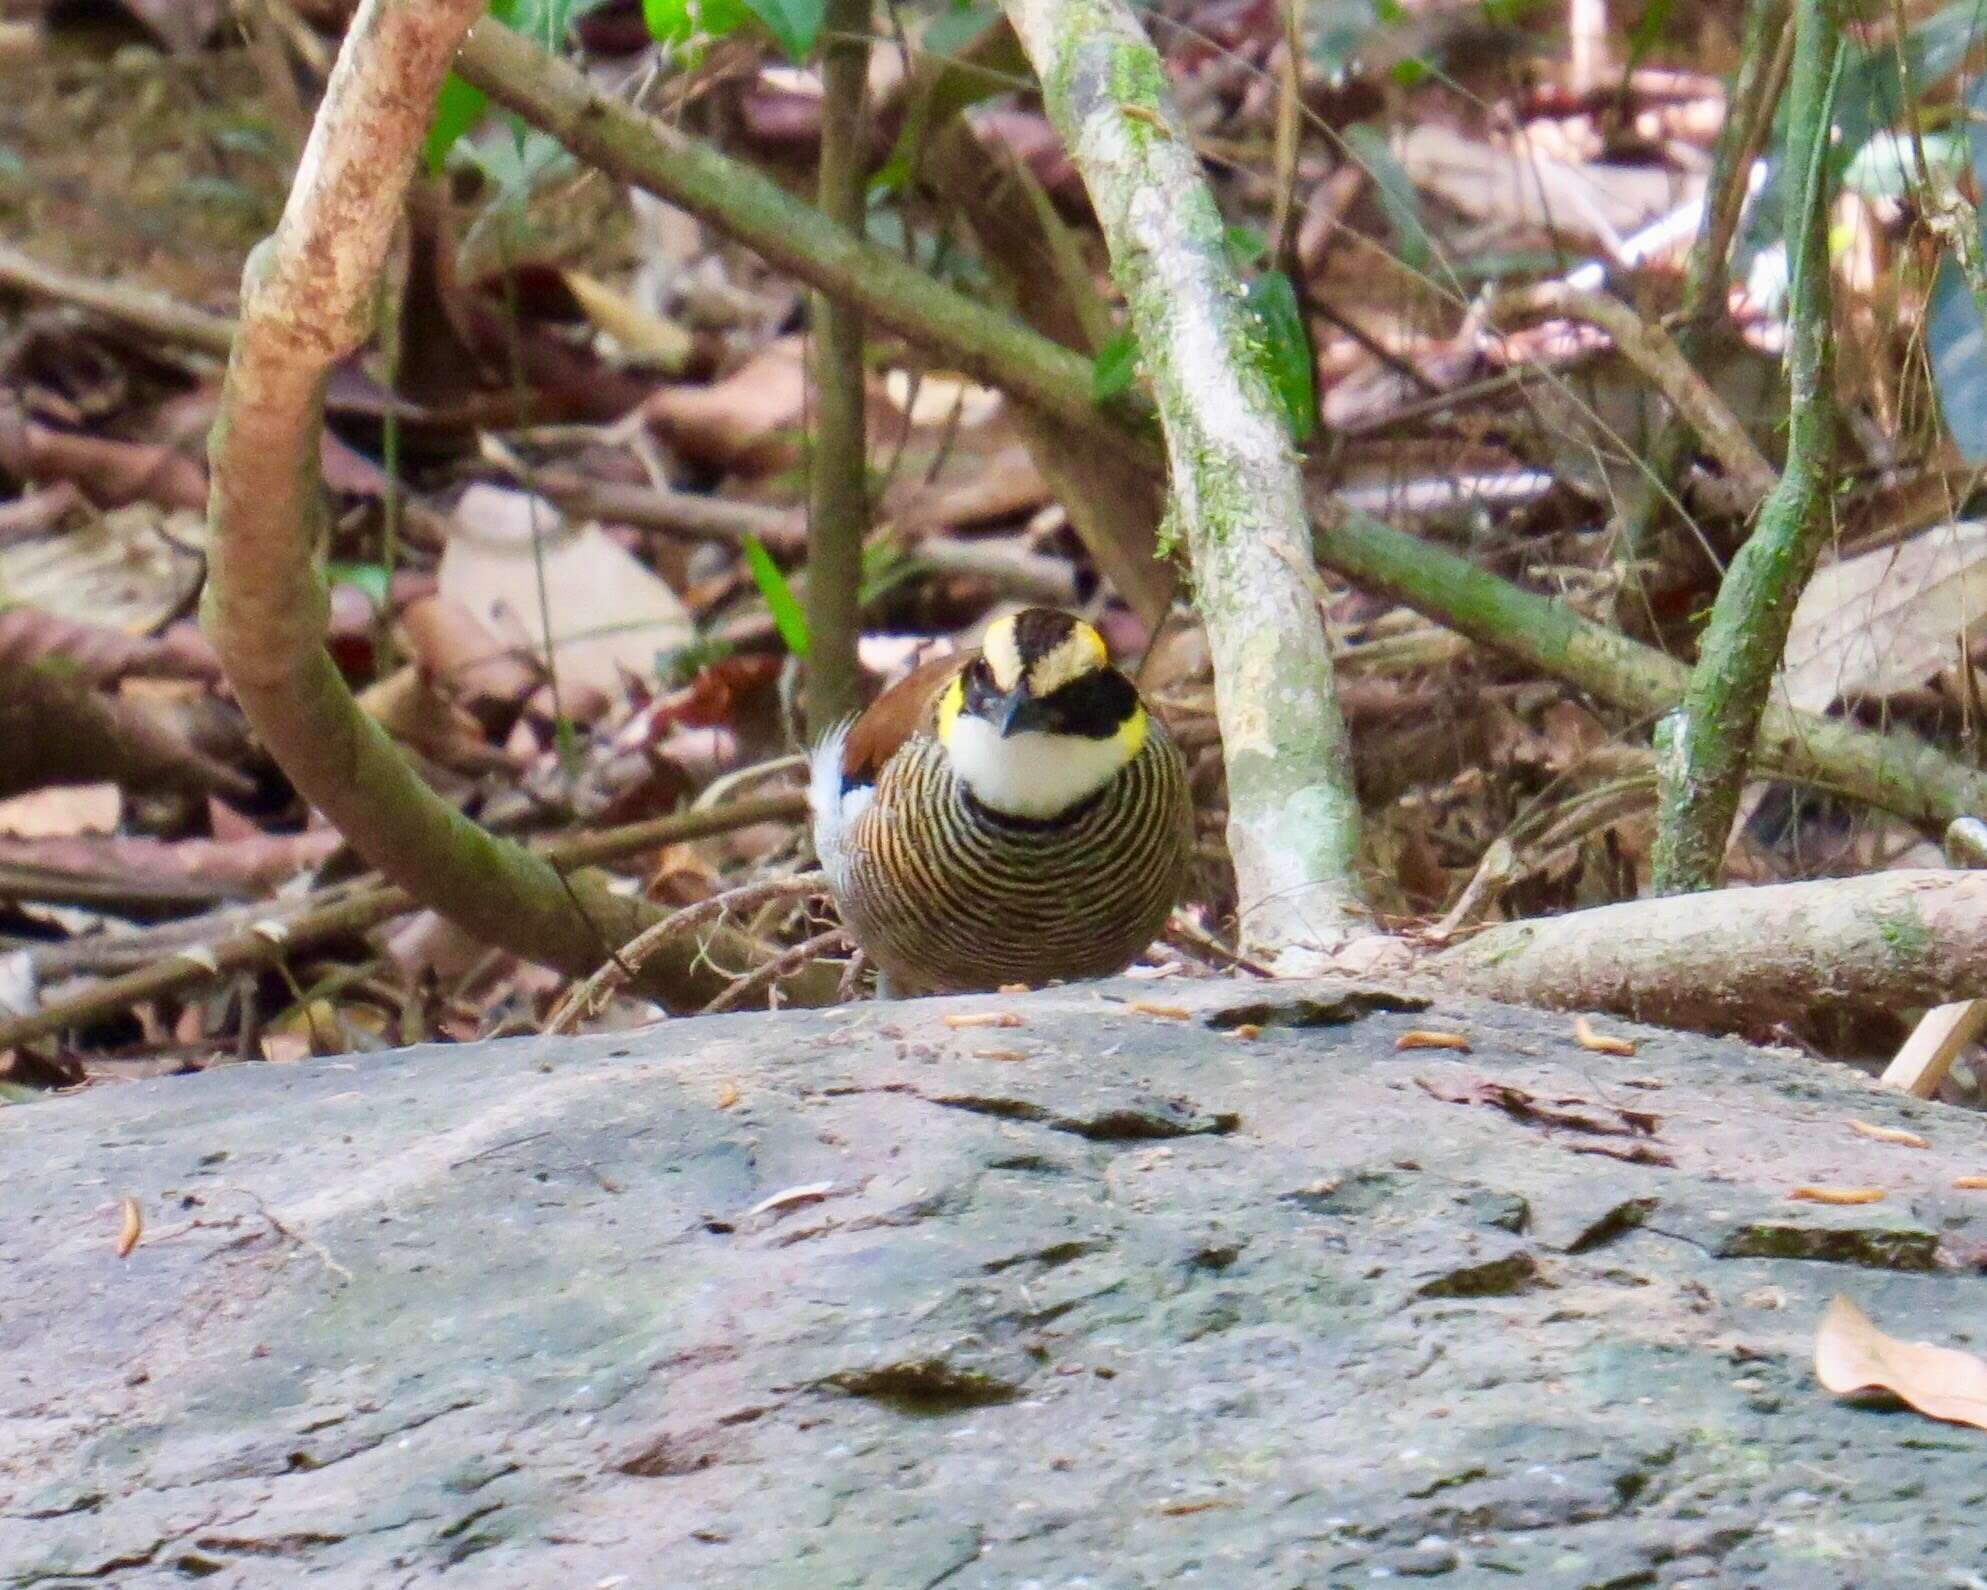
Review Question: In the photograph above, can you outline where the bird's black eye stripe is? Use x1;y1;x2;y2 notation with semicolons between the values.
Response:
1040;669;1137;738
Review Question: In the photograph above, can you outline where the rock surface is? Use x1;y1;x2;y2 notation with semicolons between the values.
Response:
6;977;1987;1588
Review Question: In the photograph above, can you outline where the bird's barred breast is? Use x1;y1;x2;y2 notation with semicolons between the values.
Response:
838;724;1192;993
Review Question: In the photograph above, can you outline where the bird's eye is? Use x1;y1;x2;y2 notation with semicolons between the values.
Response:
962;659;1003;716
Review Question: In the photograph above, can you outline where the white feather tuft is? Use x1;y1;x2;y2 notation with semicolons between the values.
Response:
807;717;869;887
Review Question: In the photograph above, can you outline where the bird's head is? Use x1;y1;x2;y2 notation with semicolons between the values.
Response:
937;609;1147;819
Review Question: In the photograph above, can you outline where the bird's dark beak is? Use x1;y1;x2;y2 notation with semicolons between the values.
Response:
997;689;1048;738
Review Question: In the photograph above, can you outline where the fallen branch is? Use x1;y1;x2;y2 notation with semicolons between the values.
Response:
0;239;238;358
1432;869;1987;1032
0;794;806;1055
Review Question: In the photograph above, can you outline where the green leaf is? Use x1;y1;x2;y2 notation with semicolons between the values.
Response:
1222;223;1268;271
1929;251;1987;462
425;74;489;174
425;0;522;173
743;0;827;62
1343;120;1431;270
744;534;811;657
1244;271;1315;444
643;0;752;45
1091;326;1141;403
327;562;391;608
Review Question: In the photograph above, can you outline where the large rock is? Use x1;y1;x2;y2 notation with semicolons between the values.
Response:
5;978;1987;1587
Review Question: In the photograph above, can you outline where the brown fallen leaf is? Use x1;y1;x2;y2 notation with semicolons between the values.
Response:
1954;1176;1987;1190
115;1196;143;1258
944;1012;1023;1029
715;1081;741;1110
1396;1029;1472;1053
745;1180;836;1217
1414;1074;1661;1139
644;336;807;474
1814;1293;1987;1429
1153;1496;1232;1516
974;1048;1028;1062
1128;1001;1192;1021
1848;1119;1929;1150
440;486;694;705
1566;1141;1678;1166
1225;1024;1263;1040
1572;1014;1636;1057
1789;1185;1887;1205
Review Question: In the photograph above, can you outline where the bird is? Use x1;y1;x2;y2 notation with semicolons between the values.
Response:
808;608;1194;996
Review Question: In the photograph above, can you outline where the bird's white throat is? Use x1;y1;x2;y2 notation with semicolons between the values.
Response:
943;717;1129;819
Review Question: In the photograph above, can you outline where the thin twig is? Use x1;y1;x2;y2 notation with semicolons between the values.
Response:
1490;282;1777;507
701;927;851;1015
0;240;237;357
546;871;827;1034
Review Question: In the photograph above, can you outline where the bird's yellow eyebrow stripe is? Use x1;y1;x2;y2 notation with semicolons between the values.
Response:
982;617;1024;692
1026;624;1107;697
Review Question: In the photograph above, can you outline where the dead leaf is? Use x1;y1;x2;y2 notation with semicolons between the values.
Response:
563;269;695;371
1955;1176;1987;1190
1789;1185;1887;1205
0;508;207;636
973;1048;1028;1062
1128;1001;1191;1021
1395;123;1702;249
945;1012;1023;1029
745;1180;836;1217
440;485;694;703
1397;1029;1472;1052
1415;1074;1661;1138
644;337;807;474
1814;1294;1987;1429
1781;520;1987;714
1848;1119;1930;1150
0;783;119;839
716;1081;741;1110
396;594;540;714
882;369;1003;429
1226;1024;1263;1040
1573;1014;1637;1056
115;1196;142;1258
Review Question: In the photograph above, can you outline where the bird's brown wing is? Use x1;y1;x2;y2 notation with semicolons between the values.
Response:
840;649;976;786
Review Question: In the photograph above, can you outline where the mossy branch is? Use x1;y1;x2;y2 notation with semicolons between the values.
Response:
1650;0;1844;893
801;0;871;735
998;0;1365;962
203;0;812;1012
461;16;1987;839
